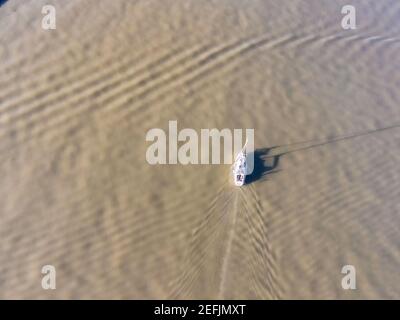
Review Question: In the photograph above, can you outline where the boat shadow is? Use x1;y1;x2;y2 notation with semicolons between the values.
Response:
245;148;281;185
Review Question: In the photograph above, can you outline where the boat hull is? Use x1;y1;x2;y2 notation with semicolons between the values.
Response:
234;174;246;186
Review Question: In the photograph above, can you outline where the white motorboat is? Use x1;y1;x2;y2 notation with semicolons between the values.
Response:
232;140;247;186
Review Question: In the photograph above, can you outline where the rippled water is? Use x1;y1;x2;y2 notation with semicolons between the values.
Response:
0;0;399;298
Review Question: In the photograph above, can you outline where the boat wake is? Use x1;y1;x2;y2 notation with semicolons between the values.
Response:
169;182;280;299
